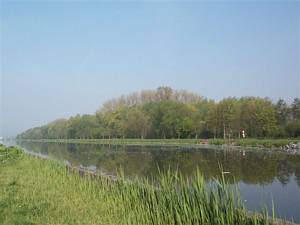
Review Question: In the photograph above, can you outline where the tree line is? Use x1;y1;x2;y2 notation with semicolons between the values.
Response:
17;87;300;139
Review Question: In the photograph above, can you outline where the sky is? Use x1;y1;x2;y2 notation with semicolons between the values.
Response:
0;1;299;137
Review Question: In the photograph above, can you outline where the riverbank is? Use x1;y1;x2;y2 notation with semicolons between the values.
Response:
17;138;300;153
0;144;296;225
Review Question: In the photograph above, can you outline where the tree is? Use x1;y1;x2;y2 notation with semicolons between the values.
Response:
240;98;278;137
124;107;151;138
218;98;240;139
17;87;299;139
102;107;127;138
192;100;215;138
160;101;193;138
291;98;300;120
275;99;290;124
286;120;300;137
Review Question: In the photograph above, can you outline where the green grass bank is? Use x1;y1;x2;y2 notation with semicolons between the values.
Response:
18;138;300;149
0;145;294;225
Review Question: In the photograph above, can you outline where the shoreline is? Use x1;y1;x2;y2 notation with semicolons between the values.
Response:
0;144;298;225
15;138;300;155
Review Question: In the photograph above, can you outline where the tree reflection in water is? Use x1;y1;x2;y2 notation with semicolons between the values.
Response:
16;140;300;187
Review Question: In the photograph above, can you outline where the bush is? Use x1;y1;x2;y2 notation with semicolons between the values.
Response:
286;120;300;138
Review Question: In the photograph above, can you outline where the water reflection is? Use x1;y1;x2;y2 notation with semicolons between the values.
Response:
16;141;300;186
13;140;300;222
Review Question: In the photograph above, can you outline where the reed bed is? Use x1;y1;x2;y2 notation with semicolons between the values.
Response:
0;145;291;225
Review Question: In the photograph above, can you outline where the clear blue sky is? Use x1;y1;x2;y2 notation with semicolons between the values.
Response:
1;1;299;137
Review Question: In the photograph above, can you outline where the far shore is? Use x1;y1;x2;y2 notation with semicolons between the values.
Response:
15;138;300;153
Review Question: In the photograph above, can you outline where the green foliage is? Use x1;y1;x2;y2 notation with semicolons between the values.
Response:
0;146;22;164
285;120;300;138
208;139;226;146
275;99;290;126
123;107;151;138
291;98;300;120
17;87;300;140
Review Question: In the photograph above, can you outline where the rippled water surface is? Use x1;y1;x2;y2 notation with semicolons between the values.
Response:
6;140;300;223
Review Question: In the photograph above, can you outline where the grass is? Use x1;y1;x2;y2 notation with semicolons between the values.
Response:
0;144;293;225
18;138;300;149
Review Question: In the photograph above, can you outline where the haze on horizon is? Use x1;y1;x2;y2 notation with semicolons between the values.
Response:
1;1;299;137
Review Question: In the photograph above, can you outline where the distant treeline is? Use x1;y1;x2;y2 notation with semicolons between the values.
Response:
17;87;300;139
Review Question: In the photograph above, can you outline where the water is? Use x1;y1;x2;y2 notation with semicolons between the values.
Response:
5;140;300;223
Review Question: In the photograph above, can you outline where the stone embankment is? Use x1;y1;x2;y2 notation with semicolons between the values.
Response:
280;142;300;155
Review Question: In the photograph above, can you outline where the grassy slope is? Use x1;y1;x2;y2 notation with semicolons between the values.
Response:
0;146;120;225
0;145;293;225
